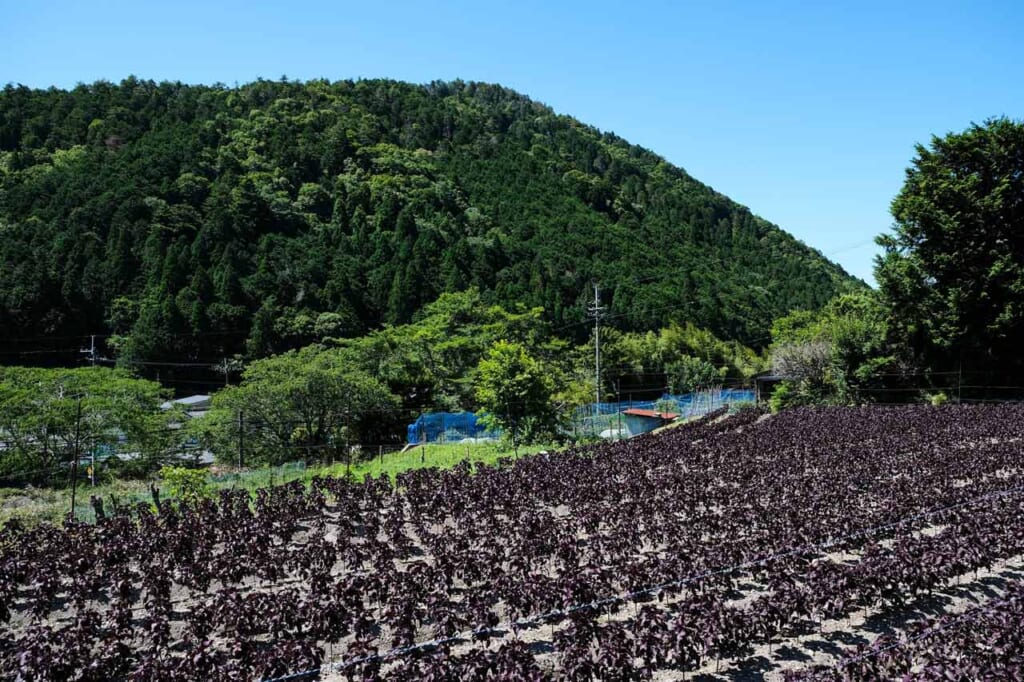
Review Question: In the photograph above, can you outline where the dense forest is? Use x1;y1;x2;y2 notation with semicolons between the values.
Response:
0;77;858;368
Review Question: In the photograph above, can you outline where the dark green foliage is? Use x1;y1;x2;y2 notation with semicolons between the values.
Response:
876;118;1024;376
330;288;560;409
205;345;400;466
0;77;857;365
666;355;720;394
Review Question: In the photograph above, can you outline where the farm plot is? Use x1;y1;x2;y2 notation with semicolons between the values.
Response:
3;405;1024;680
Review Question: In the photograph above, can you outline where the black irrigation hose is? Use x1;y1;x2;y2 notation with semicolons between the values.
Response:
815;592;1024;679
262;484;1024;681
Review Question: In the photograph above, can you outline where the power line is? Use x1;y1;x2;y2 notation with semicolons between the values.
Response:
0;329;251;345
0;466;68;483
0;348;81;356
113;359;227;368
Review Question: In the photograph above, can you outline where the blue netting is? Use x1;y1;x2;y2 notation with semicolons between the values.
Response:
406;411;502;444
571;388;756;439
577;388;755;417
407;390;755;444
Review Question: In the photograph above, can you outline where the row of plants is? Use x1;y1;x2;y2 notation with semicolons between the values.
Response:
2;405;1023;679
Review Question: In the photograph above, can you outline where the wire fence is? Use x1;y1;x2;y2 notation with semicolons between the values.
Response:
262;483;1024;681
10;369;1024;525
1;437;415;525
402;388;755;445
569;387;755;439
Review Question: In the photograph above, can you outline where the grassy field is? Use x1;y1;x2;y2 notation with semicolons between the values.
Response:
310;441;552;481
0;477;160;527
0;440;556;526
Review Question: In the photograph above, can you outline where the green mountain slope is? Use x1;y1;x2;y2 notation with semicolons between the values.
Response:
0;78;858;362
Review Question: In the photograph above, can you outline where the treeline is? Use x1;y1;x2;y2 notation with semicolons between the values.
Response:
767;119;1024;408
0;289;764;480
0;77;856;367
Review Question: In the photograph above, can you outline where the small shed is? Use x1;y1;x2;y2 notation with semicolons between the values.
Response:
754;374;790;404
622;408;680;437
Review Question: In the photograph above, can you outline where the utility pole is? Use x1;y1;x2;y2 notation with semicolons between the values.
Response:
588;283;606;426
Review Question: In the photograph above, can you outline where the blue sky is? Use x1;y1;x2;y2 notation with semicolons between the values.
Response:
4;0;1022;283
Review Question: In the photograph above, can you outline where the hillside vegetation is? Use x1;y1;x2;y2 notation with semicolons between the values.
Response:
0;77;857;363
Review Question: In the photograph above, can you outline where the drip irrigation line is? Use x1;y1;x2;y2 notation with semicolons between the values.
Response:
37;464;1014;660
822;592;1024;677
261;483;1024;681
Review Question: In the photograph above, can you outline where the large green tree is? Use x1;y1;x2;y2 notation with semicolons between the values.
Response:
574;322;766;401
0;366;174;480
330;288;563;409
474;340;558;445
769;290;896;407
876;118;1024;374
204;346;400;465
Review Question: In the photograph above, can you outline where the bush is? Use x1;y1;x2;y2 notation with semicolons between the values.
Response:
654;398;679;414
769;382;795;413
158;466;209;504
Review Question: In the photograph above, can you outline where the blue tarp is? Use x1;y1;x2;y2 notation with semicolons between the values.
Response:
406;411;502;444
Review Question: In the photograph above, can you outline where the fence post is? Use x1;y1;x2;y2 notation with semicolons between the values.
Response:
69;396;83;521
237;410;244;470
957;362;962;403
616;381;622;440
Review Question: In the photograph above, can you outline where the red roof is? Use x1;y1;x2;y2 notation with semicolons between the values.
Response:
623;408;680;421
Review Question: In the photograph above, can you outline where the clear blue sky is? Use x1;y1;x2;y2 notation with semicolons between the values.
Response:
4;0;1022;283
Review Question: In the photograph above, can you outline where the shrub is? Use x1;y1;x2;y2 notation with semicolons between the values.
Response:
158;466;209;504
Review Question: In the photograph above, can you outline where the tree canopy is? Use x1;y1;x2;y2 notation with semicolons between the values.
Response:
768;290;896;407
474;340;558;445
768;120;1024;408
0;366;174;480
0;77;858;371
205;346;400;466
876;118;1024;375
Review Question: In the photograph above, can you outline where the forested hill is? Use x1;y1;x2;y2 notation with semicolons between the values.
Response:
0;78;858;363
